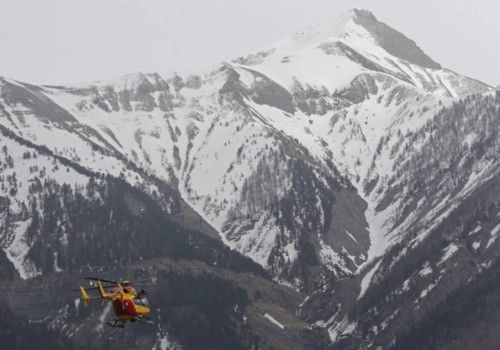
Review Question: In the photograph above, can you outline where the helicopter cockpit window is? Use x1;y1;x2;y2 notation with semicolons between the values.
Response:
135;297;149;307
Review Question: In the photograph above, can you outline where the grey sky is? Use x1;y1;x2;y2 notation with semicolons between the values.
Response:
1;0;499;86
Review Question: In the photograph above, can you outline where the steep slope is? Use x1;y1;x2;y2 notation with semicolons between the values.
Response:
301;92;500;349
1;67;369;289
0;130;330;348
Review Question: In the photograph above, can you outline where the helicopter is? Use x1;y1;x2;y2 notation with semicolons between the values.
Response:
77;276;153;328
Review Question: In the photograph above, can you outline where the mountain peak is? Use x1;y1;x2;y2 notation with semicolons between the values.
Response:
276;8;441;70
345;8;377;20
347;8;442;69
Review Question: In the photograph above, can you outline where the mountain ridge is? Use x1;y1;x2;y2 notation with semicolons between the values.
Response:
0;6;487;282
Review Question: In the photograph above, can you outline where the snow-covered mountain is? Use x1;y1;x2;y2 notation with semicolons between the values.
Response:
0;8;499;349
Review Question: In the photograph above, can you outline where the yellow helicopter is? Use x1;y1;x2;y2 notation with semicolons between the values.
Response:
77;276;152;328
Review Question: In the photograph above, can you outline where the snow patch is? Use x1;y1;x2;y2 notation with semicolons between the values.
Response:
437;243;458;266
2;218;40;279
419;263;432;277
358;259;382;299
468;225;482;236
53;252;63;272
402;278;411;292
74;298;80;311
491;223;500;237
264;313;285;329
328;316;357;342
486;223;500;249
345;230;359;243
154;333;180;350
318;235;351;275
420;282;437;298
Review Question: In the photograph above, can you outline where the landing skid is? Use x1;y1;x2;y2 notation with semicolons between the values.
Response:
105;317;153;328
135;316;154;325
106;319;126;328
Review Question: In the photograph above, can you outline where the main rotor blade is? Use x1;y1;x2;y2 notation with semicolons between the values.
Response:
71;284;115;292
85;276;118;284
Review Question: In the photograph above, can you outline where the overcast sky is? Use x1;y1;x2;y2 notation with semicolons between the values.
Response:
1;0;499;86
